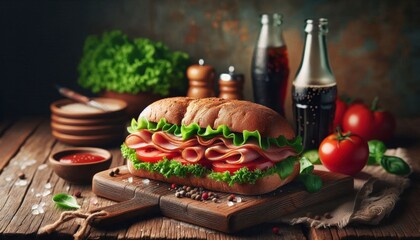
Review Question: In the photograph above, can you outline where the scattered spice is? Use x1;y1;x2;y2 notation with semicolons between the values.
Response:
172;185;219;203
127;177;133;183
74;191;82;198
114;168;120;174
272;226;280;235
227;194;235;202
109;171;115;177
18;172;26;180
141;179;150;184
227;201;234;207
37;164;48;171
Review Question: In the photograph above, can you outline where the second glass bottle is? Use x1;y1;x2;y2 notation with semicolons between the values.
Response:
251;13;290;117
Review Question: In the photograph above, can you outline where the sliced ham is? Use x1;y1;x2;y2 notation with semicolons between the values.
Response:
126;130;297;164
125;130;154;149
152;131;198;151
181;146;206;163
205;146;260;164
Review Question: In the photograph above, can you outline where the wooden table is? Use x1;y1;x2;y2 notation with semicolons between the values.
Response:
0;117;419;239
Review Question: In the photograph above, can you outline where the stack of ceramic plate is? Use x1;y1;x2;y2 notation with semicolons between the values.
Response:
50;98;128;147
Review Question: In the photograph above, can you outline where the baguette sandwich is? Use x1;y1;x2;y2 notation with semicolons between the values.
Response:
121;97;307;195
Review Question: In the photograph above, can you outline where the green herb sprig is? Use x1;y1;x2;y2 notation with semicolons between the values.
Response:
52;194;81;210
368;140;411;176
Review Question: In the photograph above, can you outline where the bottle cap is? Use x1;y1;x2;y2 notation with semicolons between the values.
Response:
260;13;283;25
305;18;329;34
220;66;244;82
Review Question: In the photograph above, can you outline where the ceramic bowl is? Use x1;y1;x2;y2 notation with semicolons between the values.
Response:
49;147;112;184
51;121;124;136
50;98;128;119
51;113;127;126
51;130;123;147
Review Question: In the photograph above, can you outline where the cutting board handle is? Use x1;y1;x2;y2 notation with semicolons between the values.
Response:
89;196;160;227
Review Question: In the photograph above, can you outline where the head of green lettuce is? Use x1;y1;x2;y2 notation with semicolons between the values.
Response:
77;30;190;96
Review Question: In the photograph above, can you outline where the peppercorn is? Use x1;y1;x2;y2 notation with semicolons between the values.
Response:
228;194;235;201
18;172;26;180
74;191;82;198
109;171;115;177
324;212;333;219
171;183;177;189
114;168;120;174
202;192;209;200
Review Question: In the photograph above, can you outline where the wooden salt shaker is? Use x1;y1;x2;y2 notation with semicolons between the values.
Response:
218;66;244;100
187;59;215;98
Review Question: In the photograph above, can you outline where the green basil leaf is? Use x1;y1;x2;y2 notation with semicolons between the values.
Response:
380;156;411;176
52;194;81;210
298;174;322;193
299;157;314;174
276;157;297;179
302;150;321;164
368;140;387;165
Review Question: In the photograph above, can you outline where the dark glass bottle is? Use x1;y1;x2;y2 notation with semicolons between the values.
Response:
292;18;337;150
251;13;289;117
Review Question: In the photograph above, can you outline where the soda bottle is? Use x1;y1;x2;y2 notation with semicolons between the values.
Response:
292;18;337;150
251;13;289;116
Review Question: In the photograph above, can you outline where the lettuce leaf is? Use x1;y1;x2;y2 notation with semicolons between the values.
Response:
128;117;303;152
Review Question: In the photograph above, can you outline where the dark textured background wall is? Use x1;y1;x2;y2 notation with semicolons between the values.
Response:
1;0;419;122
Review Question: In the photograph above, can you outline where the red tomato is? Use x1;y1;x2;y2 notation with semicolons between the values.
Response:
212;159;274;174
333;98;348;129
136;148;180;163
319;130;369;175
342;99;396;141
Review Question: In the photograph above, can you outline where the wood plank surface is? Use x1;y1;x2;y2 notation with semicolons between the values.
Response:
0;117;419;239
0;118;42;173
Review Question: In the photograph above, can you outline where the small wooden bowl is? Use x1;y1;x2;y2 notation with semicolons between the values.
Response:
51;121;124;136
49;147;112;184
51;130;123;147
50;98;127;119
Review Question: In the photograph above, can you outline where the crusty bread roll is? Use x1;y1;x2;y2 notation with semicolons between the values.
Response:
127;160;300;195
139;97;295;139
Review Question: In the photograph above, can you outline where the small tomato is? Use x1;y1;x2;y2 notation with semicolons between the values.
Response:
342;98;396;141
319;129;369;176
333;98;348;129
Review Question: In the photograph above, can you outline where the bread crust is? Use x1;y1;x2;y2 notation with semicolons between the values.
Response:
139;97;295;139
127;160;300;195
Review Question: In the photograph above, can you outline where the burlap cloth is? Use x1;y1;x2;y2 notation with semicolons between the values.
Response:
274;148;412;228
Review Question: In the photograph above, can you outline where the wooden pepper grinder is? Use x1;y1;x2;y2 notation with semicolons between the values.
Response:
187;59;215;98
218;66;244;100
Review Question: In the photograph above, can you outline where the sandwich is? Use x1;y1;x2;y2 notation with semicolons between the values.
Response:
121;97;319;195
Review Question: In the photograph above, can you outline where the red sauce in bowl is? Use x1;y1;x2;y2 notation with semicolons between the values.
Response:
59;153;105;164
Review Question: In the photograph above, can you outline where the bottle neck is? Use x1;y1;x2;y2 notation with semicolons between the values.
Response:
256;21;286;48
294;29;335;86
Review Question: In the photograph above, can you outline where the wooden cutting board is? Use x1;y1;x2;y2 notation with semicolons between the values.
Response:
91;165;353;233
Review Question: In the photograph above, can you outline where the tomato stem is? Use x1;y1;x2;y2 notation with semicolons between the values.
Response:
335;126;353;143
370;97;379;111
